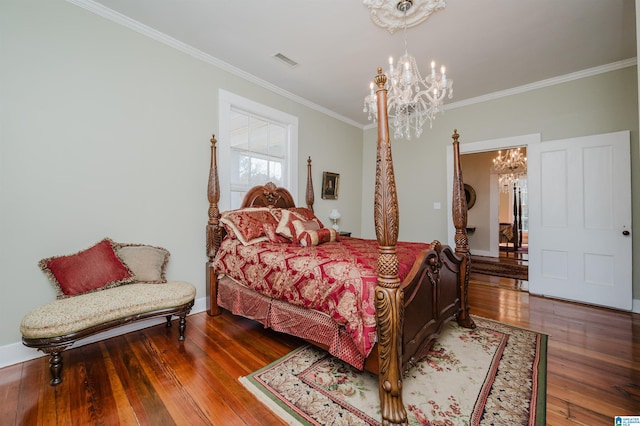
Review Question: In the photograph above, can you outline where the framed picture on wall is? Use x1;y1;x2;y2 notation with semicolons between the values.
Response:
322;172;339;200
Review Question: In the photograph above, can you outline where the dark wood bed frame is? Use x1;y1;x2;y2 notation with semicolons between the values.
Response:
205;67;475;425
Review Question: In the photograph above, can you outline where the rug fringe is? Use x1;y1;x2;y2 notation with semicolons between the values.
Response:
471;314;549;337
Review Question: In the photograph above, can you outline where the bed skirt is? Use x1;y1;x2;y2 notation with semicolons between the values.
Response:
217;275;368;369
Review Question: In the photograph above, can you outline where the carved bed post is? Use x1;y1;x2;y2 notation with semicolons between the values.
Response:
206;134;222;316
306;156;315;211
451;130;475;329
373;67;407;426
518;186;523;248
512;183;519;251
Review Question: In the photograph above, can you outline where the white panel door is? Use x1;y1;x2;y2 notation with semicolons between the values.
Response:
528;131;632;310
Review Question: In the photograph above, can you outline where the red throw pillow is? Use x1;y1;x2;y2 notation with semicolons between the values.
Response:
288;207;319;221
263;222;290;243
220;208;279;245
39;239;135;298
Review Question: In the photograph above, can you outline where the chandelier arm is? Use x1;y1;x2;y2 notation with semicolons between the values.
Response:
413;88;445;109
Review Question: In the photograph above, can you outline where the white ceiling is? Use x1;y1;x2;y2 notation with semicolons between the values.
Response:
81;0;636;127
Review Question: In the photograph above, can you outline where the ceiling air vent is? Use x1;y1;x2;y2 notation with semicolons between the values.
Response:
273;53;298;68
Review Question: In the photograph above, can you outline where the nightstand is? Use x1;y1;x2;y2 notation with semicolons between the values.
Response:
338;231;352;237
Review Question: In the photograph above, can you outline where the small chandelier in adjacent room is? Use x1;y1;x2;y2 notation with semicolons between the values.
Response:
363;0;453;140
492;147;527;192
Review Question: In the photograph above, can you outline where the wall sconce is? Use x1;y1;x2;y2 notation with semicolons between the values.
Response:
329;209;341;231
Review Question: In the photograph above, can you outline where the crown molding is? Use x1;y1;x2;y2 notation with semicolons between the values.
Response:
65;0;363;129
66;1;636;131
444;58;637;110
363;57;638;131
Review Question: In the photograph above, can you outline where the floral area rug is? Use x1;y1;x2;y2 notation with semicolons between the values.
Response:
240;316;547;425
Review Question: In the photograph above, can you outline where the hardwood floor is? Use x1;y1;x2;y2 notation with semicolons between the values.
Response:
471;249;530;291
2;279;639;425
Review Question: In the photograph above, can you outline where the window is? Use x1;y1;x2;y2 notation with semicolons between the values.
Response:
219;90;298;210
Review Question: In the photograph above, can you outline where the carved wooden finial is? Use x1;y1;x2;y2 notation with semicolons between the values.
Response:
452;129;459;143
306;157;315;212
207;132;221;241
374;67;387;88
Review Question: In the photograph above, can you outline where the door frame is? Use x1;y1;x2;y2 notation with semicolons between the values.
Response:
446;133;541;256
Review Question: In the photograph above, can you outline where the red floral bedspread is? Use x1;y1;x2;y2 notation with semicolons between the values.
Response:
214;237;430;359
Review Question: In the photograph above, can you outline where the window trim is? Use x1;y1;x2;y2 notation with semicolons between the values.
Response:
218;89;298;211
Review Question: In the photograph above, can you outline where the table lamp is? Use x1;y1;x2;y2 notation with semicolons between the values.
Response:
329;209;341;231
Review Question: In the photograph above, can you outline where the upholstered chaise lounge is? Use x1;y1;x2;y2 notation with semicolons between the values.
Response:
20;238;196;385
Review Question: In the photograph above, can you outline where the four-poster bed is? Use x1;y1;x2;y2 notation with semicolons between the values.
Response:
206;68;475;425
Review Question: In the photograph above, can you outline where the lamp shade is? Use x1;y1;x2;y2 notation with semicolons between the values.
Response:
329;209;341;220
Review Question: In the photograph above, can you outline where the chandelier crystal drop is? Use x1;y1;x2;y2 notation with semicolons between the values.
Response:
492;148;527;192
363;0;452;140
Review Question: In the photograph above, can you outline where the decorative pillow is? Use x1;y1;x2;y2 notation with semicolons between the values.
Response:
270;207;315;221
39;238;135;298
221;222;238;240
292;219;339;247
263;222;289;243
276;208;324;240
220;207;278;246
115;243;170;283
268;207;284;222
289;207;322;225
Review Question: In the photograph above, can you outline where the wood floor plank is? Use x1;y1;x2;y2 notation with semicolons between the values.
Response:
65;345;102;426
546;394;612;426
97;340;142;424
142;330;234;425
14;354;57;426
125;328;216;425
163;314;291;425
102;335;177;425
0;363;22;425
3;277;639;426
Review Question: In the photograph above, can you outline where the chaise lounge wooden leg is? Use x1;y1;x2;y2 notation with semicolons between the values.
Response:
178;314;187;341
49;351;63;385
165;315;173;328
40;346;68;386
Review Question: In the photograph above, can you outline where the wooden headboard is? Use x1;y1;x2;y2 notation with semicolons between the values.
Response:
239;156;315;211
240;183;296;209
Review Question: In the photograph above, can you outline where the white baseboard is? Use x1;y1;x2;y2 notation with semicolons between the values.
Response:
633;298;640;314
0;296;207;369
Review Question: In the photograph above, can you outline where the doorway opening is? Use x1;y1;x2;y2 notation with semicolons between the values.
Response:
446;134;540;292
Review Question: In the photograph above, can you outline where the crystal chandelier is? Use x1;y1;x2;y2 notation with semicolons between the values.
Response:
492;148;527;192
363;0;453;140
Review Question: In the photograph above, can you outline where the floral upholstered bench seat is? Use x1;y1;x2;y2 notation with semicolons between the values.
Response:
20;238;196;385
